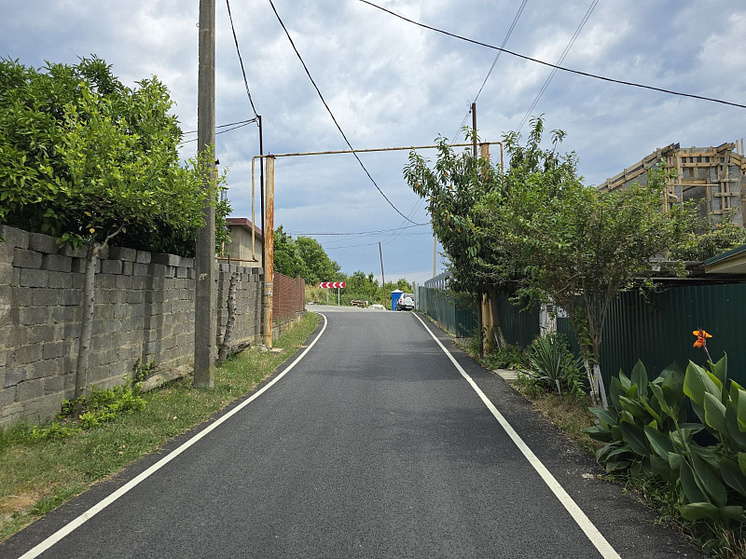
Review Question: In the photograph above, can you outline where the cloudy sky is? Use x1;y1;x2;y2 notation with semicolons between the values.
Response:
3;1;746;285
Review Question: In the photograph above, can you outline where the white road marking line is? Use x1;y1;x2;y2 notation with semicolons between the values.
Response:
413;313;621;559
17;314;328;559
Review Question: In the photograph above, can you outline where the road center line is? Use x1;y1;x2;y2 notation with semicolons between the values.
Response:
18;314;328;559
413;313;620;559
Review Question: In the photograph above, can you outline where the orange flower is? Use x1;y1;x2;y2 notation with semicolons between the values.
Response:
692;328;712;348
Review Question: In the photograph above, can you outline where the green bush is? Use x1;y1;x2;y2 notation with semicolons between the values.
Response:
585;356;746;529
483;343;528;370
518;333;585;398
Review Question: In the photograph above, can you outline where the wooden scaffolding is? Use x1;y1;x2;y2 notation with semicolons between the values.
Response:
598;141;746;226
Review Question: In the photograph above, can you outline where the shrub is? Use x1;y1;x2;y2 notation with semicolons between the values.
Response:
519;333;585;398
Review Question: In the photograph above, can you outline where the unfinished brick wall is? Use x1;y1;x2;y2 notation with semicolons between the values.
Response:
0;225;264;426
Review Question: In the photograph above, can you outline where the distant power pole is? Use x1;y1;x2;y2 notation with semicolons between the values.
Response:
378;241;386;299
194;0;216;388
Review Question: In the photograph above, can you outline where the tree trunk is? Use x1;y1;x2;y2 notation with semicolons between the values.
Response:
583;357;600;408
218;272;239;363
477;288;484;358
74;242;103;402
592;362;608;409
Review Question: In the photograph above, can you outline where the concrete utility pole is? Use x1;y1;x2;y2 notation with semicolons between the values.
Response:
472;102;484;358
194;0;216;388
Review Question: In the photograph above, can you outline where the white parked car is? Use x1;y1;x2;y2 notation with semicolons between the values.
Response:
396;293;415;311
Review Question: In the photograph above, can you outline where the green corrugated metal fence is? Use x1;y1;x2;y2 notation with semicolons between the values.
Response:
558;283;746;388
417;287;477;337
492;290;540;347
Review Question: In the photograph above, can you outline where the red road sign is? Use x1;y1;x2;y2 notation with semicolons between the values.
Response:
318;282;346;289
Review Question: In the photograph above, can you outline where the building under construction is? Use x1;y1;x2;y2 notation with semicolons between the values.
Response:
597;141;746;226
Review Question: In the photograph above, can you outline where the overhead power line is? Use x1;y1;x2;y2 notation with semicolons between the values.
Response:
359;0;746;111
226;0;259;118
516;0;599;133
178;119;257;146
267;0;427;225
453;0;528;141
290;223;428;237
182;118;257;136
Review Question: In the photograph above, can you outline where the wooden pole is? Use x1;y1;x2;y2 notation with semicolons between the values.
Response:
262;156;275;347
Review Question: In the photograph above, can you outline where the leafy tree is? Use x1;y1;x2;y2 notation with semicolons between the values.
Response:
274;225;309;279
273;226;341;284
477;118;686;407
296;236;341;283
0;56;228;256
0;57;223;400
670;210;746;262
404;132;503;355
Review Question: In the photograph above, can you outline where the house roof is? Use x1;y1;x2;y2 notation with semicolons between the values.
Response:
703;243;746;275
226;217;263;239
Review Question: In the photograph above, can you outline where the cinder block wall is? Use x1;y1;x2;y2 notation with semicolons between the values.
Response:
0;225;264;427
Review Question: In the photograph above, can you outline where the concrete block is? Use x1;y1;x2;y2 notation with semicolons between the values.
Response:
101;259;123;275
29;324;55;344
122;261;133;276
30;358;61;379
15;343;43;364
20;307;50;326
31;288;60;307
131;277;147;291
176;267;188;279
135;250;152;264
42;253;72;273
181;257;194;268
61;289;81;306
152;253;182;267
13;248;43;269
97;274;116;290
4;367;27;388
109;290;127;304
133;263;149;277
28;232;59;254
42;341;67;360
114;304;131;319
19;268;49;288
72;274;84;289
116;275;132;290
187;268;196;280
16;378;44;401
59;244;87;258
0;263;15;286
51;306;75;323
108;246;137;262
0;225;29;249
18;394;64;423
71;258;86;274
44;375;65;395
47;271;72;289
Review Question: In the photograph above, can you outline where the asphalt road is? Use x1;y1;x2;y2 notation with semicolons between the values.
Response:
3;307;701;558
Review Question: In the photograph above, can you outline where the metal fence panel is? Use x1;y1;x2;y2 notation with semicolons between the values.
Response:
493;291;540;347
558;283;746;388
417;287;477;337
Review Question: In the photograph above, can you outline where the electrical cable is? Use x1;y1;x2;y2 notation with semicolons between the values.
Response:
290;223;428;237
359;0;746;110
516;0;599;133
178;119;256;146
267;0;428;225
226;0;259;118
182;118;257;136
452;0;528;142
